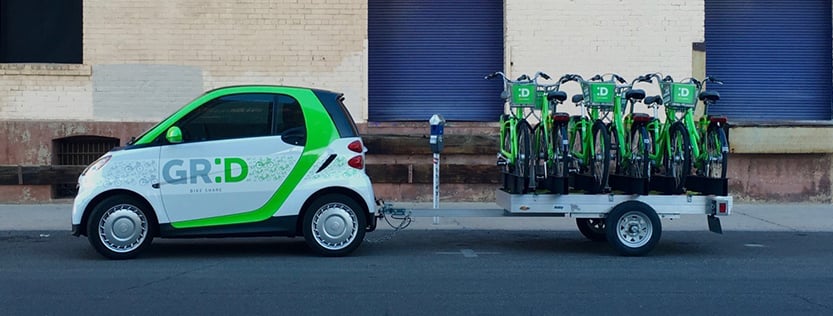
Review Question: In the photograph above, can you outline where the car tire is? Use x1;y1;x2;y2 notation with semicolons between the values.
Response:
303;194;366;257
86;195;155;260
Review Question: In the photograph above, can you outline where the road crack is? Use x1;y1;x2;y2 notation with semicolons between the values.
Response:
124;262;221;291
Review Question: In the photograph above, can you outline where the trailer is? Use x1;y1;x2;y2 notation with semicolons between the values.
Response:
378;190;732;256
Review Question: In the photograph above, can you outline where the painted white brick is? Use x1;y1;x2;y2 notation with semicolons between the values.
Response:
506;0;704;115
1;0;705;123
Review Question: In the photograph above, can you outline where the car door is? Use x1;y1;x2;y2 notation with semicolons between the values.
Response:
159;92;307;226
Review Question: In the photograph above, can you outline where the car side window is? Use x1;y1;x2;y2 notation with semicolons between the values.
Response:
177;94;274;143
275;95;306;146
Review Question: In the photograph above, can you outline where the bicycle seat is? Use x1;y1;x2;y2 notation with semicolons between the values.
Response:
644;95;662;105
699;90;720;102
547;91;567;102
572;94;584;104
625;89;646;100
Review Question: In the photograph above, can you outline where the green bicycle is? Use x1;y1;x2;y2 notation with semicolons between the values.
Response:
688;77;728;181
486;71;548;193
586;74;653;193
640;74;728;193
532;74;575;193
565;74;610;193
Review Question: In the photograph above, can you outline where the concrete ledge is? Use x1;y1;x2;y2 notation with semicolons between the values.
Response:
730;123;833;154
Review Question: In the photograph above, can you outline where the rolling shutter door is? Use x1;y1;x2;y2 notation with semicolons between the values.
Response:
368;0;504;121
705;0;832;120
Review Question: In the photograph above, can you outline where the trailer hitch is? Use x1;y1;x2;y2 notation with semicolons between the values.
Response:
375;200;413;230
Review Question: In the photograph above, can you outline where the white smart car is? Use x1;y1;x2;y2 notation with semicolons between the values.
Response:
72;86;377;259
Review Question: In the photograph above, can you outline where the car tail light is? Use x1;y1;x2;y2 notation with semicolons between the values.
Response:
348;140;363;153
348;155;364;169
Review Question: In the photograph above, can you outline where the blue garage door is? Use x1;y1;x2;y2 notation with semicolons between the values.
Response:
368;0;504;121
705;0;832;121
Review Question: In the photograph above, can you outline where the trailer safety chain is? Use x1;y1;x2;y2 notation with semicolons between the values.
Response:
364;202;412;244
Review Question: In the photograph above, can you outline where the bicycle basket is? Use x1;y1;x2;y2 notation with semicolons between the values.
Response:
580;81;616;108
508;83;537;107
660;82;698;108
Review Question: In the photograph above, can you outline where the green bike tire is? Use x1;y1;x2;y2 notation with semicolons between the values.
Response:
568;116;587;174
629;125;651;179
665;122;692;193
517;120;534;189
705;124;728;179
609;123;621;175
552;122;569;178
533;123;550;179
590;120;610;193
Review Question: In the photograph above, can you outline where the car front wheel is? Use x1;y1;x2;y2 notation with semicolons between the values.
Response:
87;195;155;260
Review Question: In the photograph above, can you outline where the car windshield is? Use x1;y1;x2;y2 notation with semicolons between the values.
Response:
126;93;205;145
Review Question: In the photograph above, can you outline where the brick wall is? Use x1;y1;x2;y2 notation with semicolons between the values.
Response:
82;0;369;122
1;0;704;123
0;65;93;120
0;0;368;123
505;0;704;115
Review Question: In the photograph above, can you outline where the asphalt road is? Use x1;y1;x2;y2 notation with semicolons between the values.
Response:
1;229;832;315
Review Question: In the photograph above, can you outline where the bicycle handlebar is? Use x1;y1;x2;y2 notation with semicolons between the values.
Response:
681;76;724;90
590;73;627;84
485;71;551;85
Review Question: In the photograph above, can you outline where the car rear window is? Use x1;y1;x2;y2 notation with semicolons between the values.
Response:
314;90;360;138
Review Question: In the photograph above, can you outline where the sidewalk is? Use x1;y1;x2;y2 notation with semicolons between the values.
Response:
1;202;832;232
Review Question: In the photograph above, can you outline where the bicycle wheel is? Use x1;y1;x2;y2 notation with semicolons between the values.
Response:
704;124;728;178
533;123;550;179
628;125;651;179
589;120;610;193
500;118;513;174
517;120;534;190
664;122;691;193
609;124;621;175
647;119;661;175
568;116;586;174
552;122;569;177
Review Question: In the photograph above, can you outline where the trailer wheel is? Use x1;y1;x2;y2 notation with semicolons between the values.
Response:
576;218;606;242
605;201;661;256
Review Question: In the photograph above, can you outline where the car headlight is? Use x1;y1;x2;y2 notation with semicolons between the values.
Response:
82;155;111;176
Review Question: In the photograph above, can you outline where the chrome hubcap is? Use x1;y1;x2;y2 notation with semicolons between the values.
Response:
99;204;148;253
616;211;652;248
312;203;358;250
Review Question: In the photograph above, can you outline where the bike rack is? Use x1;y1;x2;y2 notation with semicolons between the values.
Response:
608;174;650;195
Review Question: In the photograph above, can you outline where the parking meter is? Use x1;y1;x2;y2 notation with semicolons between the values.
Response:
429;114;445;153
429;114;445;224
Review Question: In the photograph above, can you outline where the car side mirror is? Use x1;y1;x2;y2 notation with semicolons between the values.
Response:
166;126;183;144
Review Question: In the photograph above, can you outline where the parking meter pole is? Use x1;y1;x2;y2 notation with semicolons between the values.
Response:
429;114;446;225
433;152;440;225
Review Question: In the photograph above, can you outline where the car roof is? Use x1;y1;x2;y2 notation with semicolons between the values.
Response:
204;85;341;96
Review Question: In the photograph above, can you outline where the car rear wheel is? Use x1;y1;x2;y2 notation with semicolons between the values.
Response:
303;194;366;256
